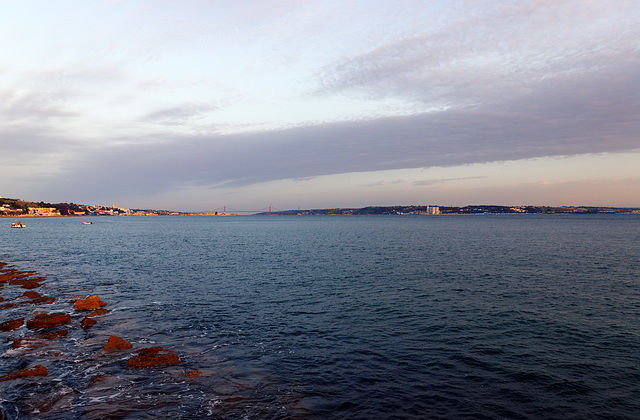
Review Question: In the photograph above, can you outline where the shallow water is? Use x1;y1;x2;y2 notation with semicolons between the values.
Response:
1;215;639;419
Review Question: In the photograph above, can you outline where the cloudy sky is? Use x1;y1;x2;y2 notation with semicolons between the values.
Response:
1;1;639;211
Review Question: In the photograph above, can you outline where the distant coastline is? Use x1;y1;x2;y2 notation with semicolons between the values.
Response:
256;205;640;216
2;197;639;217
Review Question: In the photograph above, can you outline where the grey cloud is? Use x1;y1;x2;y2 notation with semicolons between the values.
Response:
312;1;640;108
414;176;487;186
49;56;639;203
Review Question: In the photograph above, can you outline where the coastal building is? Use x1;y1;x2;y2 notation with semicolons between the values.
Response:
426;206;440;215
28;207;61;216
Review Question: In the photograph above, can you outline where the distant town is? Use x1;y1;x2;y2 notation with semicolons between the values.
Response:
1;196;639;218
256;205;640;215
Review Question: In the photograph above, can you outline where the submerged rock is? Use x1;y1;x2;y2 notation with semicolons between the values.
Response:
40;329;68;340
127;347;181;367
74;295;106;311
0;365;48;382
88;308;107;317
80;316;97;329
0;317;24;331
8;277;44;288
26;312;71;330
26;296;56;305
11;338;39;349
103;335;132;351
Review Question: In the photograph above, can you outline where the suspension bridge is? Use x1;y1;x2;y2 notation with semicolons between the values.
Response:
204;206;283;215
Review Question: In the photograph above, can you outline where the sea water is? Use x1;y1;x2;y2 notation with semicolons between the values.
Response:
1;215;639;419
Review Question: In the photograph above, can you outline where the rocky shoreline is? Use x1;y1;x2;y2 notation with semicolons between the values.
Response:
0;260;200;417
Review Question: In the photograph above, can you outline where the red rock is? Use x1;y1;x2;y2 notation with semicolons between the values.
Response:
0;302;17;310
127;347;181;368
8;277;44;286
20;281;42;289
11;338;39;349
88;308;107;317
40;329;68;340
22;291;41;299
74;295;106;311
80;316;97;328
0;297;4;302
27;296;56;305
68;294;86;300
0;365;48;382
26;312;71;330
103;335;132;351
186;369;201;378
0;317;24;331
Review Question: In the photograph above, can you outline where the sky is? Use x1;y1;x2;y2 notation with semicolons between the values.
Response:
1;0;639;212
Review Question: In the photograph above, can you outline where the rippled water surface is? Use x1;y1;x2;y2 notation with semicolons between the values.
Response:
1;215;639;419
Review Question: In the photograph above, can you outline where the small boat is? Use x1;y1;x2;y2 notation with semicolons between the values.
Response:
11;221;26;228
82;221;93;225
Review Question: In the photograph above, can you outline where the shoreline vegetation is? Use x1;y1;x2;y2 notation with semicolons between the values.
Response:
2;197;639;218
0;260;198;416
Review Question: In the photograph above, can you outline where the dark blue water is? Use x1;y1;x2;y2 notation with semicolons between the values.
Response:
1;215;639;419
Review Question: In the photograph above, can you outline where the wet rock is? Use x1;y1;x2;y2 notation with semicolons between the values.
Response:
0;271;33;282
11;337;43;349
8;277;44;287
11;338;39;349
127;347;181;368
88;308;107;317
22;291;41;299
74;295;106;311
186;369;201;379
0;365;48;382
26;312;71;330
40;329;68;340
27;296;56;305
0;317;24;331
0;302;17;310
80;316;97;328
103;335;132;351
0;296;4;302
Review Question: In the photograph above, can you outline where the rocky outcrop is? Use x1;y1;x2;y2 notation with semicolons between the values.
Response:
26;312;71;330
0;365;48;382
128;347;181;368
103;335;132;351
73;295;106;311
0;317;24;331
